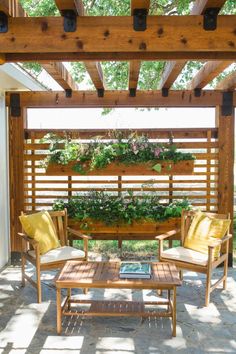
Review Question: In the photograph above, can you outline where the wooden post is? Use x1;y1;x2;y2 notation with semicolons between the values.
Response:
9;106;26;252
216;105;235;266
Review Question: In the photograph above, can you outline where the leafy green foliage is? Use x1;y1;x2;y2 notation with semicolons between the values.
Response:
41;132;195;173
53;191;191;226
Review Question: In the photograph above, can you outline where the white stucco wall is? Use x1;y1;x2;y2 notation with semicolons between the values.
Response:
0;92;10;269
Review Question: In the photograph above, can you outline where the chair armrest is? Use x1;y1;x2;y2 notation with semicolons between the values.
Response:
18;232;38;248
208;234;232;249
155;229;180;241
67;227;92;240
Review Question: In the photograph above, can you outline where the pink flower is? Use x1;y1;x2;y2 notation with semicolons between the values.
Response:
154;147;162;158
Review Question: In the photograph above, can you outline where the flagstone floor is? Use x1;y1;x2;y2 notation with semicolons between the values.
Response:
0;258;235;354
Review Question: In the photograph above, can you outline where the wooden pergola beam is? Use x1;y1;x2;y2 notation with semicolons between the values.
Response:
187;61;232;89
55;0;105;91
128;0;150;92
84;62;105;90
129;60;142;91
6;90;236;108
191;0;227;15
216;72;236;90
0;16;235;59
55;0;85;15
159;0;227;89
41;62;78;90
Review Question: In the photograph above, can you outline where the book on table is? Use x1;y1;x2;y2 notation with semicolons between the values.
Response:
119;262;151;279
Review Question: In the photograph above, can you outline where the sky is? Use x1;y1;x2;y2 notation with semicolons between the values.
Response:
27;107;215;129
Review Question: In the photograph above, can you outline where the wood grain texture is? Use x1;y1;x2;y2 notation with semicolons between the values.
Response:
0;16;235;58
5;91;236;108
216;72;236;90
187;61;232;89
56;261;182;288
216;107;234;264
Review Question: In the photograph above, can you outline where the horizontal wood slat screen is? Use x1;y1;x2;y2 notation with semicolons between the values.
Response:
23;128;218;212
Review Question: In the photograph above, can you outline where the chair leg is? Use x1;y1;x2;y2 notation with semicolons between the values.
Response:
21;253;26;287
205;266;212;307
36;265;42;303
223;256;228;290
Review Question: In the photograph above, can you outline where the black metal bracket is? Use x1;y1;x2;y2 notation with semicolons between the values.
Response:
129;88;136;97
203;7;220;31
97;88;104;97
221;91;233;116
61;9;77;32
0;11;8;33
133;8;148;31
65;89;72;98
194;88;201;97
10;93;21;117
162;88;169;97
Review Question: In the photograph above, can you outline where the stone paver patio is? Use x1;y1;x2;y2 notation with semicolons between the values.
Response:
0;259;235;354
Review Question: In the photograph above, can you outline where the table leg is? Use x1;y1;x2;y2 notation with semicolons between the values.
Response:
167;289;171;312
67;288;71;310
172;286;177;337
57;287;62;335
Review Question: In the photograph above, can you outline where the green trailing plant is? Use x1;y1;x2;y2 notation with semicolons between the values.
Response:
41;132;195;174
53;191;191;227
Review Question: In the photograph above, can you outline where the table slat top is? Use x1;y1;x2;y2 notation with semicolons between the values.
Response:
56;261;182;289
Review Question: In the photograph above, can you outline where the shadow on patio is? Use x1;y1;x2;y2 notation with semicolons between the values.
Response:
0;260;236;354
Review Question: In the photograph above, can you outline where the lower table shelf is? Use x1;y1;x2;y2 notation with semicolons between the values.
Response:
62;298;172;318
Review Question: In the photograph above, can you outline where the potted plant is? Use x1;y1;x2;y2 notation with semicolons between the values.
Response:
41;132;195;176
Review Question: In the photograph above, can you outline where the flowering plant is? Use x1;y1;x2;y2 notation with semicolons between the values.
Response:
41;132;195;174
53;191;191;226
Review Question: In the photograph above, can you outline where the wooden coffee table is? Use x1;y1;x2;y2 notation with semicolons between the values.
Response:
55;261;182;336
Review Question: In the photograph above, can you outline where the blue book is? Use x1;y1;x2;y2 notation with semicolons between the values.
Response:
119;262;151;279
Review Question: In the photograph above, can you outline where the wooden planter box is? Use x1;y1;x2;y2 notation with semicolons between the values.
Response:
68;217;181;242
46;160;194;176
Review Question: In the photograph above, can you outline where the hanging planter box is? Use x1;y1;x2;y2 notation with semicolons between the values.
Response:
68;217;181;241
46;160;194;176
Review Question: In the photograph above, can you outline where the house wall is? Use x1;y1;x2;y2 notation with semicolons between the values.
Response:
0;92;10;269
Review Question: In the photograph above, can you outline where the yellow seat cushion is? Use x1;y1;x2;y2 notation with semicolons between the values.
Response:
184;211;230;258
19;211;60;255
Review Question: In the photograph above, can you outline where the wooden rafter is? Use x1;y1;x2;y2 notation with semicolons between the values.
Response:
6;90;236;108
191;0;227;15
0;16;235;61
128;0;150;92
216;72;236;90
187;61;232;89
129;60;141;91
54;0;85;15
84;62;105;90
159;0;227;89
55;0;105;91
41;62;78;90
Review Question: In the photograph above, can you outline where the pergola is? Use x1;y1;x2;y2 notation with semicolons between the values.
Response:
0;0;235;265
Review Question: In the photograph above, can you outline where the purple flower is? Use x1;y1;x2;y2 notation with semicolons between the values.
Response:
154;147;162;158
131;143;139;155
